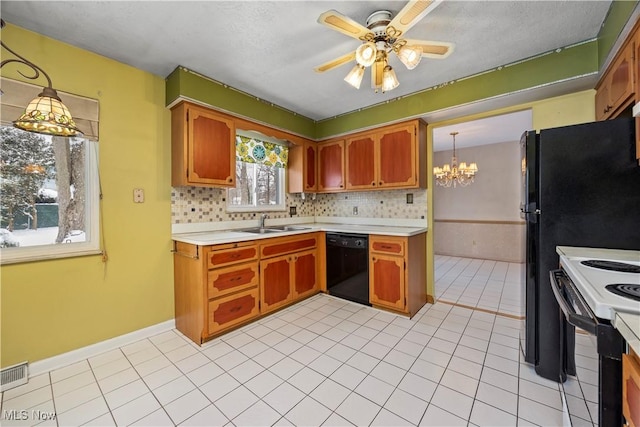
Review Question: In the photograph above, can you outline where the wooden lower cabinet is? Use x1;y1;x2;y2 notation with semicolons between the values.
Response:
623;349;640;427
174;233;321;345
369;233;426;317
260;236;319;315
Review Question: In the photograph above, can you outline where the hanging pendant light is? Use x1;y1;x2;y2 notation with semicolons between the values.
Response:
433;132;479;188
0;20;82;137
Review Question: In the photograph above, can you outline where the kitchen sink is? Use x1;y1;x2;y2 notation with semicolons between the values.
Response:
240;227;283;234
269;225;312;231
240;226;312;234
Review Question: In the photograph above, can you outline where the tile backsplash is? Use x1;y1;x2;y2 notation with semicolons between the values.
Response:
171;187;427;224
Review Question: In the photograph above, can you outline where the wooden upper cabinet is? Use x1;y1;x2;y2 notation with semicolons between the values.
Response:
596;38;635;121
318;140;345;191
346;135;376;189
344;121;421;191
288;141;317;193
378;123;417;188
171;102;236;187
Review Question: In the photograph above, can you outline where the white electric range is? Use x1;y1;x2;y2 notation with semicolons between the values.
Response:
553;246;640;427
556;246;640;320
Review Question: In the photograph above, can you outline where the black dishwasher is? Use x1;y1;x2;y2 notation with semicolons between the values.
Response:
326;233;370;306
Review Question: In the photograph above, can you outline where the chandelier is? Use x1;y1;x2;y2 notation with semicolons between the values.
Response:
0;19;81;137
433;132;478;187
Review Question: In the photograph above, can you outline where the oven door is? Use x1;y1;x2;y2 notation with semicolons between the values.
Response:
550;268;624;427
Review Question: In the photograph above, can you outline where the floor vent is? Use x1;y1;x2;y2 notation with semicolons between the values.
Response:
0;362;28;391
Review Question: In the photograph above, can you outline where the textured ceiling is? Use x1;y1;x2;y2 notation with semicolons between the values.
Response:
2;0;614;124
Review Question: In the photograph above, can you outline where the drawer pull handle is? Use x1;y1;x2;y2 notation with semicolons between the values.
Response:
230;306;242;313
231;276;242;282
381;245;392;249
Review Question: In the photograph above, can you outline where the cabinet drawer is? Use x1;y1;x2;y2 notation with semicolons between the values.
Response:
208;245;258;269
261;234;317;258
208;262;259;299
623;351;640;427
208;287;259;335
370;237;405;256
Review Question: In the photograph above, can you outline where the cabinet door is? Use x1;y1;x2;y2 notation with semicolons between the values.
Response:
292;249;318;299
595;82;611;121
188;106;236;187
318;140;345;191
370;254;406;311
623;352;640;427
378;124;417;188
305;143;317;191
609;44;634;116
346;135;376;190
260;255;292;313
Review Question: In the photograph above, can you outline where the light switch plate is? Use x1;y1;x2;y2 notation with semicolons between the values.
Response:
133;188;144;203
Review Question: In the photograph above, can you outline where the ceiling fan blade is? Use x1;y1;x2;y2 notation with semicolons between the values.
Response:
314;51;357;73
388;0;443;36
318;10;372;40
404;39;454;58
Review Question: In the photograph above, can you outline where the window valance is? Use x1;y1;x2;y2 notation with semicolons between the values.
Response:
235;135;288;168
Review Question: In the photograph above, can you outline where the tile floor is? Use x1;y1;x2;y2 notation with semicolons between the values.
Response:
434;255;524;318
1;258;599;427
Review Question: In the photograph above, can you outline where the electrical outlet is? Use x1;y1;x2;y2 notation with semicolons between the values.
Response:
133;188;144;203
353;206;358;215
289;206;297;216
406;193;413;204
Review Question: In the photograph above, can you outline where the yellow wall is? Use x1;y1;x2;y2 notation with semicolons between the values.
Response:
0;24;173;366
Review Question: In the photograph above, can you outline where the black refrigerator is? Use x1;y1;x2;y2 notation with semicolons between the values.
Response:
519;117;640;383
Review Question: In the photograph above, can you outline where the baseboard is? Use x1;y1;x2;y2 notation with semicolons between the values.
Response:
28;319;176;378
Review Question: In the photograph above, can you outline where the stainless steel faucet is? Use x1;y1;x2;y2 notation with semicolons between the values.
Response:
260;213;269;229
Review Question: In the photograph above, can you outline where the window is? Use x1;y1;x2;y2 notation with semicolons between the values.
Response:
0;78;100;264
227;131;288;212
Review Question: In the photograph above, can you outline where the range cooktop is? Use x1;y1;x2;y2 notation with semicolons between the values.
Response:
557;247;640;319
581;260;640;274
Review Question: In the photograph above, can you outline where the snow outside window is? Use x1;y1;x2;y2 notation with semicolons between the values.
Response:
227;132;288;212
0;126;101;264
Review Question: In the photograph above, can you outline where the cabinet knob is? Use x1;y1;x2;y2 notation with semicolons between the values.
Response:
371;182;376;186
228;177;234;183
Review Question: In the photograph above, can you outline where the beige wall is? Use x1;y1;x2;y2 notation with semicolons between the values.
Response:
433;140;524;261
431;90;597;263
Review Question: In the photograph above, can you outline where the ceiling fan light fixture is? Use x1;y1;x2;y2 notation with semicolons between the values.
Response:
355;42;377;67
382;65;399;92
344;64;365;89
397;44;423;70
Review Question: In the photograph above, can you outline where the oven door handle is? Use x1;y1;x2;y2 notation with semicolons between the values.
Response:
549;269;597;335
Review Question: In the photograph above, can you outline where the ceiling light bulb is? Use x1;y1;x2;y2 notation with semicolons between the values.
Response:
381;65;399;92
344;64;365;89
355;42;377;67
397;44;423;70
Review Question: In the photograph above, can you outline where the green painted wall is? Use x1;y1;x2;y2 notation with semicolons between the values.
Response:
598;0;638;69
1;24;174;367
166;67;316;138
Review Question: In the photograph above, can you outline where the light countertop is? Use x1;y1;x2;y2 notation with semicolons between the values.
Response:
172;222;427;246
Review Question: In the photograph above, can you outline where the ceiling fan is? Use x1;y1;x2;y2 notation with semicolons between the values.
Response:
314;0;454;93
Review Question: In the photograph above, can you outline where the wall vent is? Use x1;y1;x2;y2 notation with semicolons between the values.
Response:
0;362;28;391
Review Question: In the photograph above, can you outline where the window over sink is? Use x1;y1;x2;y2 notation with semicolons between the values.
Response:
227;130;288;212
